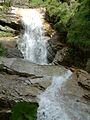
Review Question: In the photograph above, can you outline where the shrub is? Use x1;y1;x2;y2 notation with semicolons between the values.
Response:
4;0;12;7
10;101;38;120
43;0;79;30
68;0;90;52
28;0;43;7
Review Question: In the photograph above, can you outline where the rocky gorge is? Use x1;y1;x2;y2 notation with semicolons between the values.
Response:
0;0;90;120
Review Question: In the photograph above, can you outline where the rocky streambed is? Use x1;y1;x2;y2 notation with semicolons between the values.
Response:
0;2;90;119
0;57;90;120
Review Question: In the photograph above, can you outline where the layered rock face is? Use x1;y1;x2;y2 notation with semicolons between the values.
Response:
0;57;66;102
0;57;90;120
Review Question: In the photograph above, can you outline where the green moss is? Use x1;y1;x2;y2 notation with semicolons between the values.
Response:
0;31;13;37
10;101;38;120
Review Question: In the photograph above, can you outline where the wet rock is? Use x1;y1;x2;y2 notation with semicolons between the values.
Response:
62;72;89;98
0;110;11;120
76;69;90;90
59;72;90;120
0;37;18;49
0;57;90;119
0;98;15;110
0;73;51;103
52;47;68;65
6;48;23;58
47;32;66;63
0;57;67;77
83;94;90;101
0;37;23;58
62;70;90;102
0;57;67;104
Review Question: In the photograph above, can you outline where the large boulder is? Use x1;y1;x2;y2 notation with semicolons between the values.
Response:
0;57;67;103
52;47;68;65
76;69;90;91
47;32;67;63
0;57;90;120
0;37;23;58
57;70;90;120
5;48;23;58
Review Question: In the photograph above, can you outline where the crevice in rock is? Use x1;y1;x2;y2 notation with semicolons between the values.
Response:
0;19;23;32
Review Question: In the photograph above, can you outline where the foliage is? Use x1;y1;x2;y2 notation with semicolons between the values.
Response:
43;0;79;30
86;58;90;73
68;0;90;52
0;0;12;17
4;0;12;7
67;47;77;57
28;0;43;7
28;0;79;30
0;42;6;56
10;101;38;120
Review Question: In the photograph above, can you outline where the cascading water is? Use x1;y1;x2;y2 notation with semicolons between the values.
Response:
37;70;72;120
18;9;47;64
37;70;90;120
10;7;90;120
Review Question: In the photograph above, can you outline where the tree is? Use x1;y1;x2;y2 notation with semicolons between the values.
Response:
68;0;90;52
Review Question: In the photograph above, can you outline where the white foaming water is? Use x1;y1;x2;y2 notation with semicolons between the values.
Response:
18;9;47;64
37;70;72;120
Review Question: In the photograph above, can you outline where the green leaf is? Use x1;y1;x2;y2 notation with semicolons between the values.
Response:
10;101;38;120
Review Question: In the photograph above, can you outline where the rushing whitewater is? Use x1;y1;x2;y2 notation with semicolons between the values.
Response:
18;9;47;64
37;70;90;120
37;70;72;120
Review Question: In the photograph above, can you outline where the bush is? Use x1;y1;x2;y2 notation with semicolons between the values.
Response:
4;0;12;7
10;101;38;120
43;0;79;30
68;0;90;52
28;0;79;29
28;0;43;7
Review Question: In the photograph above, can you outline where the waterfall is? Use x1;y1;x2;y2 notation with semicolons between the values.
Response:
18;9;47;64
10;7;90;120
37;70;72;120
